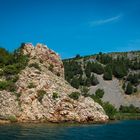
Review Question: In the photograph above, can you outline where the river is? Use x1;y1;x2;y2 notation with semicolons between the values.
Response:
0;120;140;140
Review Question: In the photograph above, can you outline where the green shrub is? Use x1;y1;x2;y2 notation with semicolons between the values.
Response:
29;63;41;71
134;87;137;93
103;71;112;80
11;75;19;82
0;70;4;76
0;80;16;92
71;77;80;89
0;81;9;90
49;64;54;72
85;77;91;87
113;63;127;79
103;65;112;80
69;92;80;100
37;90;46;102
102;102;117;119
3;64;19;75
7;82;16;92
52;92;59;99
90;91;117;119
7;115;17;122
127;73;139;86
122;83;126;90
91;74;99;86
28;82;36;88
56;72;60;77
125;82;133;95
95;89;104;98
85;62;91;78
81;86;90;97
119;105;140;113
91;62;104;74
0;45;29;92
90;94;103;105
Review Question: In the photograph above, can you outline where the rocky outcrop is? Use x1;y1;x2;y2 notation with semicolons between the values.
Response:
0;91;20;119
0;43;108;123
22;43;64;78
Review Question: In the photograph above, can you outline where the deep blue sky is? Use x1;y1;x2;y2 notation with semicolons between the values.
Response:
0;0;140;58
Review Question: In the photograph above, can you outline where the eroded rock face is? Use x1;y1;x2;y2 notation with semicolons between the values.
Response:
0;91;20;118
0;43;108;123
22;43;64;78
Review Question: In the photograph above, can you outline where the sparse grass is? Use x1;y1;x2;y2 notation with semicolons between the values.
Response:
37;90;46;102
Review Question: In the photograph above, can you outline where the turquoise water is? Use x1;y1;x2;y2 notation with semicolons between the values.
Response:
0;120;140;140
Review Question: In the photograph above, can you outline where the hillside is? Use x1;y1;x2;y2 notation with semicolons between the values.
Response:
63;51;140;110
0;43;108;123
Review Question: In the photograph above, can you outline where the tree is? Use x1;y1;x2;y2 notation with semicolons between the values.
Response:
78;75;85;86
85;77;91;87
113;62;127;78
103;65;112;80
91;74;99;86
75;54;81;59
103;102;117;119
71;77;80;89
85;62;91;78
125;82;133;95
119;105;140;113
127;73;139;86
91;62;104;74
80;86;89;97
95;89;104;98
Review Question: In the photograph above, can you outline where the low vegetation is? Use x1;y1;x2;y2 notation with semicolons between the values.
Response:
37;90;46;102
49;64;54;72
69;92;80;100
7;115;17;122
82;88;117;119
119;105;140;113
29;62;41;71
0;80;16;92
52;92;59;99
27;82;36;88
63;51;140;95
95;89;104;98
0;43;29;92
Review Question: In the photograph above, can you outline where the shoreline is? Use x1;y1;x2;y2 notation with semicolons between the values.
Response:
1;116;140;125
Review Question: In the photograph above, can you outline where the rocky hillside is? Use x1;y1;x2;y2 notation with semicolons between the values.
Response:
63;51;140;109
0;43;108;123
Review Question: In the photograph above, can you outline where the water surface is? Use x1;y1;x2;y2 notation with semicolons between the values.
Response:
0;120;140;140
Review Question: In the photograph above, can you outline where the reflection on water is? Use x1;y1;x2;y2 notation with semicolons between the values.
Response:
0;120;140;140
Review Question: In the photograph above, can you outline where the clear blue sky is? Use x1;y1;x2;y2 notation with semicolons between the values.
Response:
0;0;140;58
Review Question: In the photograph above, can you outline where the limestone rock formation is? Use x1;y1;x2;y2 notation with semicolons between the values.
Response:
22;43;64;78
0;43;108;123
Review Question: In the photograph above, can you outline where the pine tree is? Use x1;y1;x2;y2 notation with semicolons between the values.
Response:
125;82;133;95
91;74;99;85
103;65;112;80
